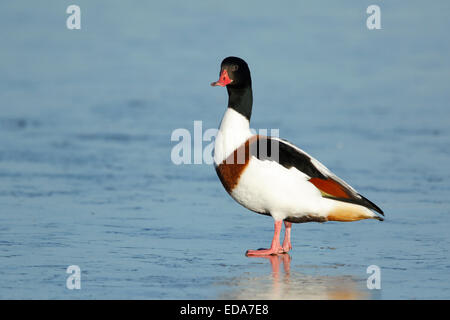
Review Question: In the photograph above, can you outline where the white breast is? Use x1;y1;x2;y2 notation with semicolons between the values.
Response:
214;108;252;165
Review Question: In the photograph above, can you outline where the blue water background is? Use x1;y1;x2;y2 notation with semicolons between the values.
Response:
0;1;449;299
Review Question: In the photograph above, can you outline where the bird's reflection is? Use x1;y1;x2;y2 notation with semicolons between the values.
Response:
220;254;368;300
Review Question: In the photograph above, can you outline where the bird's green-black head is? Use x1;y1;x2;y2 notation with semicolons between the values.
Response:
211;56;252;89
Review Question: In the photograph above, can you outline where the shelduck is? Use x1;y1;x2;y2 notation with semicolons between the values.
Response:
211;57;384;256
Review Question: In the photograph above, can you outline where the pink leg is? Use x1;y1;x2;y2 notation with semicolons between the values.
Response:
282;221;292;253
246;220;284;256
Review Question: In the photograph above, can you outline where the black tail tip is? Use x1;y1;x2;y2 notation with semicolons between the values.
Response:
359;194;384;216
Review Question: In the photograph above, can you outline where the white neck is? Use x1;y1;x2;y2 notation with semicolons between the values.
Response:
214;108;252;165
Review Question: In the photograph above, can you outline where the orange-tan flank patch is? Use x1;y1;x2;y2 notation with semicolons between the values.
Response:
215;135;260;193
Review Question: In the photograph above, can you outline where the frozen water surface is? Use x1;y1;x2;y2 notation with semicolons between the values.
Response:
0;1;449;299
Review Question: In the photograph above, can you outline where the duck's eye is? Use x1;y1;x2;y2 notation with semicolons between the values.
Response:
231;65;239;71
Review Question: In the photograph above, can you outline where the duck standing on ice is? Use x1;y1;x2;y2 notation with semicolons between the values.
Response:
211;57;384;256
